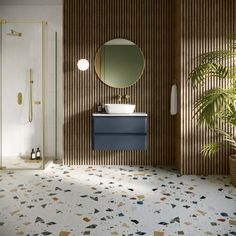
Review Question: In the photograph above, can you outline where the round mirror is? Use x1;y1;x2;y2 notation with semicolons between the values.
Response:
95;38;145;88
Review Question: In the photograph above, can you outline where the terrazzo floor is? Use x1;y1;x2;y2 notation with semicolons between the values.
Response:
0;163;236;236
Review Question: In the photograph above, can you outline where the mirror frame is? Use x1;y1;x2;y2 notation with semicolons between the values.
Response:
94;38;145;88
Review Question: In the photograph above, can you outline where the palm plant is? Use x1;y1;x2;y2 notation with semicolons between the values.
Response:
188;35;236;158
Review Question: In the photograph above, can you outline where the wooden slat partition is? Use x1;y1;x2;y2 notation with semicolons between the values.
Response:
63;0;174;165
175;0;236;174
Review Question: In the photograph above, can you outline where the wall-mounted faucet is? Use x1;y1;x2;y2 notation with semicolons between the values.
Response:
123;94;130;102
115;94;130;103
116;94;122;103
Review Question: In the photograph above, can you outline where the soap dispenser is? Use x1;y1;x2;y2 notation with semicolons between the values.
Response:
31;149;36;160
97;103;103;113
36;148;41;160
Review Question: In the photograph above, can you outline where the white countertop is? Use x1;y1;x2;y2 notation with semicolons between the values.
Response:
93;113;148;116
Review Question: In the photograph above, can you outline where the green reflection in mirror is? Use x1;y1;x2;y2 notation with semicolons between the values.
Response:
95;39;145;88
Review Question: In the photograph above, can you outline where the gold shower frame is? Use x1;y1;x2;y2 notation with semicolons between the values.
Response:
0;19;47;170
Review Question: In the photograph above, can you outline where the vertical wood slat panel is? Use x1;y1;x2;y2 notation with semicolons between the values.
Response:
177;0;235;174
63;0;174;166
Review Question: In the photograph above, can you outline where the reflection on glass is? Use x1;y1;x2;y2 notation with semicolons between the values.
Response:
95;39;145;88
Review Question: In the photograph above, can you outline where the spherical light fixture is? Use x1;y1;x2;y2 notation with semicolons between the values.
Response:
77;59;89;71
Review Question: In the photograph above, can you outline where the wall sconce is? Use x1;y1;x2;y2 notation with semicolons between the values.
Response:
77;59;89;71
170;84;177;115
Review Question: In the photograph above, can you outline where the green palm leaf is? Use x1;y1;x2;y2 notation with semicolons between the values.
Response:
189;34;236;158
194;88;232;126
201;143;220;158
189;62;229;87
217;129;236;151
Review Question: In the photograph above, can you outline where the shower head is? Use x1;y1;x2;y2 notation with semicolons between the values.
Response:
6;29;22;37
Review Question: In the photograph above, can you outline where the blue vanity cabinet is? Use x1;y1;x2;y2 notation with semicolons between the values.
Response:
92;115;148;150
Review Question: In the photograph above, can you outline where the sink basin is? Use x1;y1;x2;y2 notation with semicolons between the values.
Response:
105;104;135;114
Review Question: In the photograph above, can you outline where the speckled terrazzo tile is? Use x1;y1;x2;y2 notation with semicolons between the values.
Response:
0;163;236;236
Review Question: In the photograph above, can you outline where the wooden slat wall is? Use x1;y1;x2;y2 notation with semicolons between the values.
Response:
176;0;236;174
63;0;174;165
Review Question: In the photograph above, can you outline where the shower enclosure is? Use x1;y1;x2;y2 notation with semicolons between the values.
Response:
0;20;57;170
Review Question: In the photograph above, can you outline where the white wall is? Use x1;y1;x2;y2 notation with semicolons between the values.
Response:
0;2;63;158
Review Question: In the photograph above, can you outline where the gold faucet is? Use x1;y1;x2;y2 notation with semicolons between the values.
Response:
116;94;122;103
28;68;33;123
123;94;130;102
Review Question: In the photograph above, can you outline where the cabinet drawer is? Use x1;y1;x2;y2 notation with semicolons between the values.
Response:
93;117;147;134
93;134;147;150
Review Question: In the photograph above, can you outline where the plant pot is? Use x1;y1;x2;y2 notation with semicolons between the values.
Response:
229;155;236;187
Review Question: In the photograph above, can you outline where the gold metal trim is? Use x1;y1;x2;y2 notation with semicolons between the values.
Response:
0;19;47;24
6;29;22;37
42;21;46;169
0;167;44;171
0;19;6;24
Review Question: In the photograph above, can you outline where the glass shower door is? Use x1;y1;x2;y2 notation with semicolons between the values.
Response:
1;21;44;169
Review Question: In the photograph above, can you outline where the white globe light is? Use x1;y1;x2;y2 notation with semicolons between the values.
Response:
77;59;89;71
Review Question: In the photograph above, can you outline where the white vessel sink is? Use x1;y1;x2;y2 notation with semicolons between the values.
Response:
105;104;135;114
